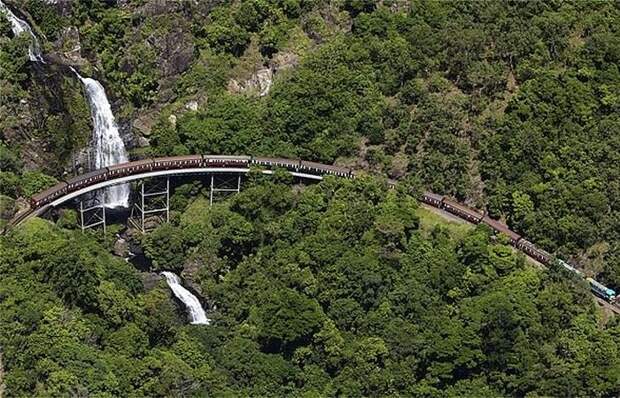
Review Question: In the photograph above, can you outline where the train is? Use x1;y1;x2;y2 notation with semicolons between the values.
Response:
29;155;355;208
419;193;617;304
24;154;617;304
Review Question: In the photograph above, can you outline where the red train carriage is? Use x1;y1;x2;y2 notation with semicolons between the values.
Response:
65;168;108;191
203;155;251;167
30;181;68;208
518;239;552;264
107;159;154;177
152;155;202;170
481;215;522;245
252;157;301;170
300;160;351;177
442;198;485;223
421;192;443;207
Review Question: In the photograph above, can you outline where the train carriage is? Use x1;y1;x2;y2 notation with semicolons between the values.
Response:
30;181;69;208
152;155;202;170
442;198;485;224
300;160;351;177
65;168;108;191
421;192;443;207
588;278;617;303
557;259;584;276
252;157;300;170
107;159;154;177
203;155;251;167
518;239;552;264
481;215;521;245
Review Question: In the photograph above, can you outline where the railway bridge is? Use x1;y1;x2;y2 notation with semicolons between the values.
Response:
10;155;347;232
6;154;620;315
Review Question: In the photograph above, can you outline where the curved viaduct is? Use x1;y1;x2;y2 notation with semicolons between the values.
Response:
6;155;620;315
17;167;326;225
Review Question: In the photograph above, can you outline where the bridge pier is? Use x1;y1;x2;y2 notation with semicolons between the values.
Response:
129;177;169;233
210;174;241;206
79;198;106;233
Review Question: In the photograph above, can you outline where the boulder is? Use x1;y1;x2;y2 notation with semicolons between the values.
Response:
185;100;198;111
113;237;130;258
227;67;273;97
137;136;150;147
141;272;162;291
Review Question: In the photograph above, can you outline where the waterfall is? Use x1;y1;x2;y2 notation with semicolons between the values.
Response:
72;68;130;207
1;1;129;207
0;0;44;62
161;272;210;325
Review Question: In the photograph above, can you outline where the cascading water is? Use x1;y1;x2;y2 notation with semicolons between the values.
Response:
0;0;44;62
161;272;210;325
71;68;130;207
1;1;128;207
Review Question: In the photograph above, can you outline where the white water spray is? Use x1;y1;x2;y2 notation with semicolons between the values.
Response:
161;272;210;325
71;68;130;207
0;0;44;62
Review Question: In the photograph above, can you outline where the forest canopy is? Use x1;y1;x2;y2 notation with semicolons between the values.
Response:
1;0;620;396
1;176;619;396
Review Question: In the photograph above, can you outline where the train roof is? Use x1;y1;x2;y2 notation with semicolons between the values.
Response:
443;198;484;218
482;215;521;240
422;192;443;202
300;160;349;173
31;181;68;202
107;159;153;170
152;155;202;162
204;155;250;160
253;157;299;165
520;239;549;252
587;278;616;296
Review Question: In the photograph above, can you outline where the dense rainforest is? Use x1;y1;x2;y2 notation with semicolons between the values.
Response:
2;175;620;396
1;0;620;396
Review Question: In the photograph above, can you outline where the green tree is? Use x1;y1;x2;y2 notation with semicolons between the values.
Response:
143;223;186;272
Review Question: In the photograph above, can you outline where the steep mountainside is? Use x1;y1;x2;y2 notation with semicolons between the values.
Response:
2;0;619;288
1;1;620;396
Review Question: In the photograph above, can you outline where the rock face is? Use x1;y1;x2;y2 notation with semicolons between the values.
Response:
271;51;300;72
154;27;194;78
113;237;130;258
228;67;273;97
49;26;88;66
227;52;299;97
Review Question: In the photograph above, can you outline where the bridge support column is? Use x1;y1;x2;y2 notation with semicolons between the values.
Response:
79;198;106;233
129;177;169;233
210;174;241;206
